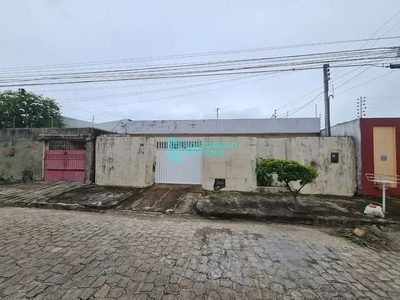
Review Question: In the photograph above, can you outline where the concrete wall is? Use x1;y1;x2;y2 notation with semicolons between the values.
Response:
92;134;355;196
95;136;156;187
202;137;258;191
0;128;104;182
0;129;45;181
120;118;321;135
257;137;356;196
330;119;362;194
64;116;321;135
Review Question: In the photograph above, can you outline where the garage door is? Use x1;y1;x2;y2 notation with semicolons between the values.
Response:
44;140;86;182
155;138;202;184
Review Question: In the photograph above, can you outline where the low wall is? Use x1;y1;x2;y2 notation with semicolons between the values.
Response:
92;135;356;196
257;137;356;196
95;136;156;187
202;137;258;191
0;128;102;182
0;129;45;181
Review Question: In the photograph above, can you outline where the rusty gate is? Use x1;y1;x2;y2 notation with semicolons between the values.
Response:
44;140;86;182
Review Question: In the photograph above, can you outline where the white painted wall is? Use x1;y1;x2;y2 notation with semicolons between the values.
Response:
94;135;356;196
257;137;356;196
202;137;258;191
330;119;362;194
95;136;155;187
64;116;320;135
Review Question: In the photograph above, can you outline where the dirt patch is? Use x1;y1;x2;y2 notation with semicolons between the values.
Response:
328;225;400;252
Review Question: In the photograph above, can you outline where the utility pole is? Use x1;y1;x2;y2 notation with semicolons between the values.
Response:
216;108;221;119
357;96;366;118
323;64;331;136
92;116;95;127
315;104;318;118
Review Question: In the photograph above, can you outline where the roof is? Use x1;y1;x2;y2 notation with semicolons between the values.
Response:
63;117;321;135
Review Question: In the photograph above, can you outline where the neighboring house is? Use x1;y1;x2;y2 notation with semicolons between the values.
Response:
330;118;400;196
0;128;109;183
63;116;321;136
94;117;356;196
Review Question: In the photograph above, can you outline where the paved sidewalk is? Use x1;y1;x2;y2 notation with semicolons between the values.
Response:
0;208;399;299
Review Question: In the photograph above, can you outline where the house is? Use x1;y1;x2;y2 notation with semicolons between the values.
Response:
0;128;109;183
330;118;400;196
94;117;356;196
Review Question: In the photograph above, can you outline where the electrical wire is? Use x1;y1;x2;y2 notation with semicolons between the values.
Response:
81;72;290;109
1;36;399;74
0;47;394;84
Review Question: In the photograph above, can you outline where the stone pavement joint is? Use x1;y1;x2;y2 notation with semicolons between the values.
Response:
0;207;399;299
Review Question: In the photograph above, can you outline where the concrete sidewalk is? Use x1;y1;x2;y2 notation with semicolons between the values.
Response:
0;182;201;213
196;191;400;227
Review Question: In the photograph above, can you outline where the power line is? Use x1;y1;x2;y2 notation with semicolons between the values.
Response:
361;10;400;49
81;72;289;109
336;70;395;95
333;10;400;87
1;36;399;74
0;51;395;88
0;47;394;83
279;70;395;117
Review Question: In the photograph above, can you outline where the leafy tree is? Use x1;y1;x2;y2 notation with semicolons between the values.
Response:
256;158;318;209
0;89;64;129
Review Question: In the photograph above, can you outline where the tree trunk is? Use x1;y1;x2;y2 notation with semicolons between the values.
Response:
293;193;299;210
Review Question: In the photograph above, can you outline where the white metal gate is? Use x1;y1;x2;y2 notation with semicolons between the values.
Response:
155;137;203;184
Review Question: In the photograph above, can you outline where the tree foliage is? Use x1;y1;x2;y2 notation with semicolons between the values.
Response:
256;158;318;209
0;90;64;129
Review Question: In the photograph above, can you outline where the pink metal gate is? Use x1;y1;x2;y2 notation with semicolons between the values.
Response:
44;140;86;182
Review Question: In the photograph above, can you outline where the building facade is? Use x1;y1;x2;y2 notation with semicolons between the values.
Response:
0;128;109;183
331;118;400;196
89;117;356;196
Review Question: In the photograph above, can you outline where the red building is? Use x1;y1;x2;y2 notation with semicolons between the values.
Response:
331;118;400;197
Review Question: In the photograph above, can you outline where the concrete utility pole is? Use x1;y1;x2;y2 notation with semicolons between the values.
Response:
323;64;331;136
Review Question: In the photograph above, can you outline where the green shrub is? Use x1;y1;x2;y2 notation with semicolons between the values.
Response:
256;158;318;209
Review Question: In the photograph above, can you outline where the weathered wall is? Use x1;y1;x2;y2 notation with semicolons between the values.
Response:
257;137;356;196
64;116;321;135
0;128;105;182
202;137;258;191
330;119;362;194
0;129;44;181
95;136;155;187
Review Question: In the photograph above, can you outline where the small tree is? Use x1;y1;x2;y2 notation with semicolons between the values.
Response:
0;89;64;128
257;158;318;209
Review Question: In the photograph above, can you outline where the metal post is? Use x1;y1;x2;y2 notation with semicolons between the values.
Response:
323;64;331;136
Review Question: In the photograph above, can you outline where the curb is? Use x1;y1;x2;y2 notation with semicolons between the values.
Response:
196;210;400;228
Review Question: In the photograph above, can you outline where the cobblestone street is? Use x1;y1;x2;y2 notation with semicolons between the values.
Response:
0;208;399;299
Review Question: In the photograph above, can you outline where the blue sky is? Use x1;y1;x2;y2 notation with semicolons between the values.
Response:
1;0;399;126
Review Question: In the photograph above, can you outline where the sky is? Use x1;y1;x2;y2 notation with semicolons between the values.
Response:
0;0;399;127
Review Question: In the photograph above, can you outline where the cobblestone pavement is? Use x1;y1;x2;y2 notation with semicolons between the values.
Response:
0;208;399;300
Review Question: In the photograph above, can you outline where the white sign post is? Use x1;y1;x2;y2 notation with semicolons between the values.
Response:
365;173;400;215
